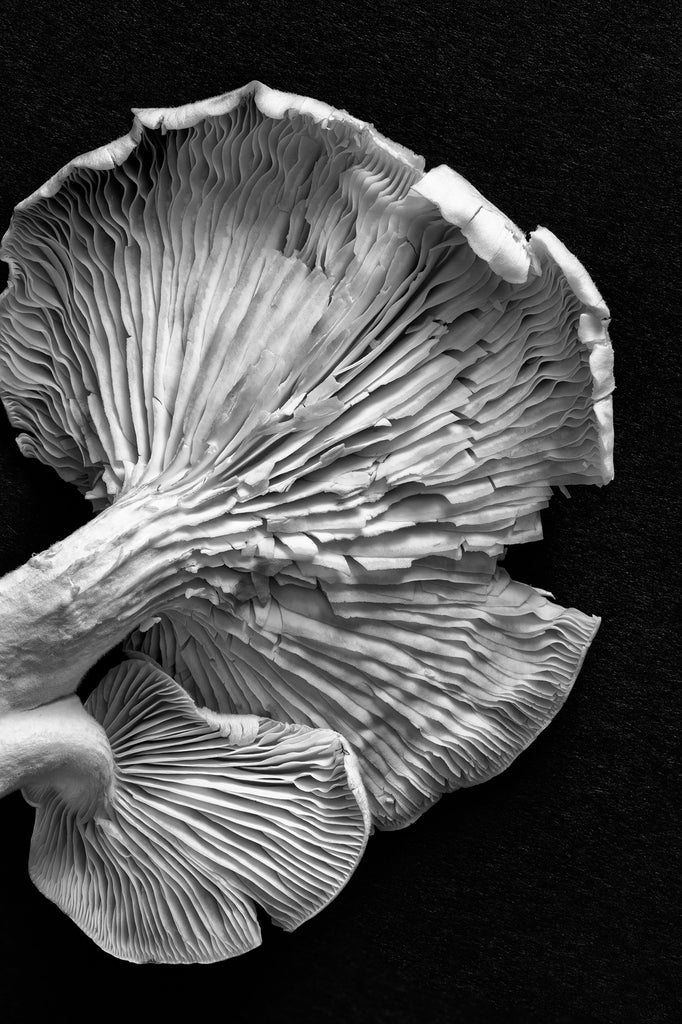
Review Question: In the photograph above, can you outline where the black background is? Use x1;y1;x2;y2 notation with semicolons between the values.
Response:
0;2;679;1021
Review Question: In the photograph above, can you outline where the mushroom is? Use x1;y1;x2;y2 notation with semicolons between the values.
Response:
0;83;613;953
23;656;369;963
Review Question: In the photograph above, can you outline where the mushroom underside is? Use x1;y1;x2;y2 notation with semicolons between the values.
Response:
0;82;613;962
28;657;370;964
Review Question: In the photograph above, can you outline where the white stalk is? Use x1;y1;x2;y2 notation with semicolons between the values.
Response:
0;481;208;715
0;695;113;817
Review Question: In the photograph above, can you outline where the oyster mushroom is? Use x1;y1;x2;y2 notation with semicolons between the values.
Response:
0;81;613;947
22;656;369;963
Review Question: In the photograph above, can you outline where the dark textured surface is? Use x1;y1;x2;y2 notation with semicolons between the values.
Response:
0;2;679;1021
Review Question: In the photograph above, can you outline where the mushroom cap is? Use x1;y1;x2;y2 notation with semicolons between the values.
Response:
0;81;612;525
27;657;370;963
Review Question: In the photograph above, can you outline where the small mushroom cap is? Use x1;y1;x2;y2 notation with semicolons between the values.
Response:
28;658;370;963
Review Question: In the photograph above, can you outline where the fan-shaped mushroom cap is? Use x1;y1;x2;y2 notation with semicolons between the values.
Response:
0;83;613;827
27;657;369;963
0;81;612;525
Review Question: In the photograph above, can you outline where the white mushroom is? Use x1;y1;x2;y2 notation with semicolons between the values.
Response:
21;656;369;963
0;82;613;953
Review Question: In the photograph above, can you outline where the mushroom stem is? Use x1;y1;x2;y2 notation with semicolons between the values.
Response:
0;695;114;817
0;481;204;714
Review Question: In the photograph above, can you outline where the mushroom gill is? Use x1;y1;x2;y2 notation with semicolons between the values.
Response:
26;657;370;963
0;82;614;948
131;556;599;827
